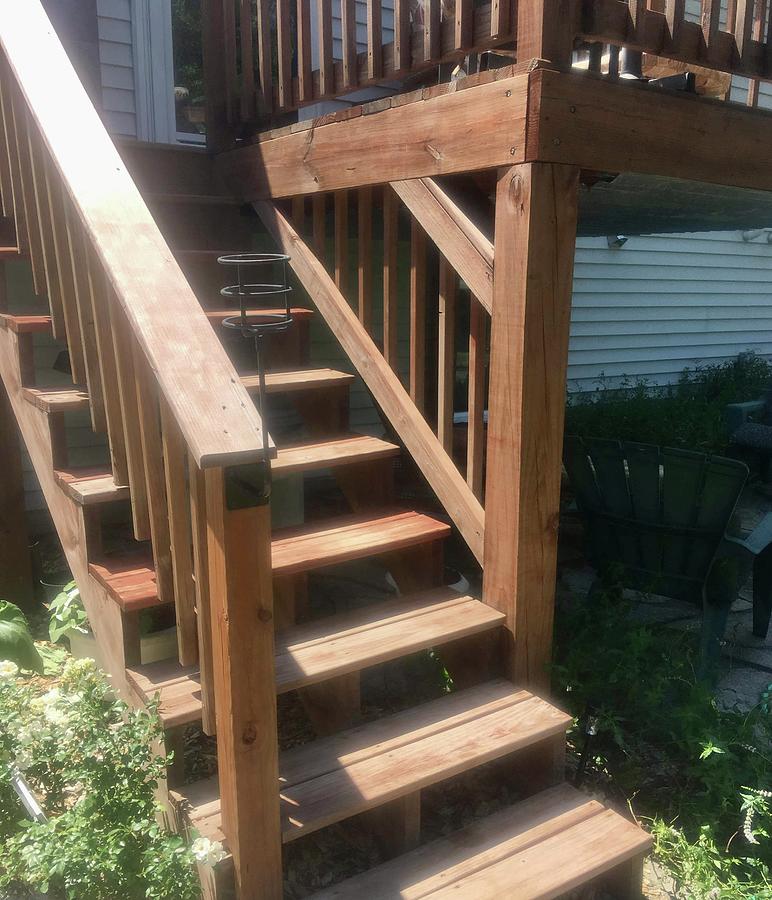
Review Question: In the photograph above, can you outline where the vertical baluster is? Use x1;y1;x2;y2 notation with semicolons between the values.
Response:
335;190;348;296
26;117;65;338
358;188;373;331
455;0;473;49
240;0;257;123
277;0;293;109
160;401;198;667
223;0;239;122
0;63;28;254
318;0;334;97
467;294;486;499
133;344;175;606
0;78;13;220
745;0;767;104
491;0;512;38
409;219;426;412
297;0;313;103
108;297;150;541
256;0;274;114
291;195;305;232
734;0;756;61
665;0;686;48
394;0;412;74
63;199;106;432
85;248;129;486
438;258;456;454
42;154;86;384
702;0;723;62
383;187;399;369
202;0;234;150
8;92;44;294
367;0;383;79
425;0;441;61
341;0;358;89
190;459;216;734
313;194;326;260
628;0;646;42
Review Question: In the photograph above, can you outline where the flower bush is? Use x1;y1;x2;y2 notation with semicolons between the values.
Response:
0;655;209;899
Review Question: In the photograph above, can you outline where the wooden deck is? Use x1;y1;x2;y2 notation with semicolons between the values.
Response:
5;0;769;895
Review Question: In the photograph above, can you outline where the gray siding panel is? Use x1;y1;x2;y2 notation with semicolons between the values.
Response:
96;0;136;137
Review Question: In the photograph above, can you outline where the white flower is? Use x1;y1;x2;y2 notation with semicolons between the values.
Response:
44;705;69;727
191;837;227;866
15;747;33;771
0;660;18;679
62;657;96;680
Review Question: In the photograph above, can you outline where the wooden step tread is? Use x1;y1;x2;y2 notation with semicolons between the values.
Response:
0;313;52;333
247;367;356;395
101;508;445;617
173;680;572;845
55;467;129;505
273;434;400;475
310;783;652;899
23;386;90;413
272;509;450;577
89;555;158;613
125;589;505;727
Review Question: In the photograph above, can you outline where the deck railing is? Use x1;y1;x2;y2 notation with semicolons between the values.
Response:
257;189;487;563
201;0;772;149
202;0;520;148
0;2;281;888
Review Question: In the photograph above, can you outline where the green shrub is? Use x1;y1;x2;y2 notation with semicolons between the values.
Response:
0;657;204;899
565;352;772;455
553;580;772;897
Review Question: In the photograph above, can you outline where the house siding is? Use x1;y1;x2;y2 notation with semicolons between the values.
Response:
97;0;137;137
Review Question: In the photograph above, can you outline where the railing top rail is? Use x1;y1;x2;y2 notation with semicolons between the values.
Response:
0;0;272;468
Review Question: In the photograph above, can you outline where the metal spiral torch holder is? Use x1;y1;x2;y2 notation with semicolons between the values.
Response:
218;252;293;503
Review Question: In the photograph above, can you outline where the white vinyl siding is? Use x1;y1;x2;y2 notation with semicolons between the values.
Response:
568;232;772;392
97;0;137;137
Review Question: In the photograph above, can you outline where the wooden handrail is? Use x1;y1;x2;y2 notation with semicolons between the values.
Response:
0;0;271;468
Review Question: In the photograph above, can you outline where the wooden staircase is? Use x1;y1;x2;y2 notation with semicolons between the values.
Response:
0;6;652;896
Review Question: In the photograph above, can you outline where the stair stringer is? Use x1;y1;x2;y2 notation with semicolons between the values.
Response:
0;325;132;696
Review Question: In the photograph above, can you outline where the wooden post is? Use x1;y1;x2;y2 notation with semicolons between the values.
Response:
205;464;282;899
0;381;34;608
515;0;575;65
482;163;579;693
202;0;236;152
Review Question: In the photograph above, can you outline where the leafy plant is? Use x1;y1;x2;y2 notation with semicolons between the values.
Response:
0;656;206;898
565;351;772;455
47;582;88;643
553;579;772;897
0;600;43;674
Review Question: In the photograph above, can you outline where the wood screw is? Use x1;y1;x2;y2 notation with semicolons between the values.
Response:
510;147;517;155
553;138;561;146
505;90;511;96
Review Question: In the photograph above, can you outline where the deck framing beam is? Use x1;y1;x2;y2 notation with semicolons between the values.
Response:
221;65;772;202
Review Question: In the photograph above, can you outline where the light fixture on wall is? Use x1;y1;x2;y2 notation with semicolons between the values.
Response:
607;235;628;249
741;229;772;243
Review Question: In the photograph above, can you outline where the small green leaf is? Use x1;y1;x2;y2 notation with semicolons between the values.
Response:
0;599;43;673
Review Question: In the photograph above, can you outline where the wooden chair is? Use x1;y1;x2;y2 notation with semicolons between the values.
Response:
563;436;772;676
